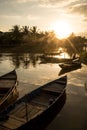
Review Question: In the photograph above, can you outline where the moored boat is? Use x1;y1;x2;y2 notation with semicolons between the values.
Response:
0;70;19;114
0;75;67;130
59;58;81;69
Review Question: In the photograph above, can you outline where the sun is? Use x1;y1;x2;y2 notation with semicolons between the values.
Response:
51;21;72;39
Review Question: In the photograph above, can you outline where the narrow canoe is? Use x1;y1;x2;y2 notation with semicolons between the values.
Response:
0;70;19;114
0;75;67;130
59;58;81;69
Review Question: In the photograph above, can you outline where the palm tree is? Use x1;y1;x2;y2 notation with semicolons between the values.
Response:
30;26;37;40
10;25;21;43
22;26;29;35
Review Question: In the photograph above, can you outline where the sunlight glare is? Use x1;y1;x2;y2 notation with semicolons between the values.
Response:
51;21;72;39
54;52;70;59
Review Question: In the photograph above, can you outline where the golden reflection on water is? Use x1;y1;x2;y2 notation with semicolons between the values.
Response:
0;53;87;98
54;52;70;59
0;54;61;97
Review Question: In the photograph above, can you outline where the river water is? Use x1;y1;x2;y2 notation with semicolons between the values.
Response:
0;53;87;130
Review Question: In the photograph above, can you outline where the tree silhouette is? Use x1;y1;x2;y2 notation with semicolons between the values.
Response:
10;25;21;44
22;26;29;35
30;26;37;40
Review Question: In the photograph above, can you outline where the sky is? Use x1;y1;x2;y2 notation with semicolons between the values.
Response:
0;0;87;38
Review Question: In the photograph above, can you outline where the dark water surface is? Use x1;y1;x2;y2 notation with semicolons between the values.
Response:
0;53;87;130
45;65;87;130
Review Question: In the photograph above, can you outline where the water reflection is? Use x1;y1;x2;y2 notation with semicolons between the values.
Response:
0;52;71;69
0;53;60;93
0;52;83;78
8;53;41;69
0;53;87;130
39;53;71;64
0;48;79;70
54;52;70;59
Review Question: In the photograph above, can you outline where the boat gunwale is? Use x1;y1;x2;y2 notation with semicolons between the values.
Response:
0;70;17;105
18;76;67;129
0;75;67;130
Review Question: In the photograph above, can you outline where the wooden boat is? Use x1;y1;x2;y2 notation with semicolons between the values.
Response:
0;70;19;114
59;58;81;69
0;75;67;130
40;54;72;64
59;66;81;76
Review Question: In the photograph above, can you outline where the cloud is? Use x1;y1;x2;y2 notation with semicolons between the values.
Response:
16;0;29;3
38;0;79;7
26;15;39;20
0;14;21;19
39;0;77;3
16;0;37;3
70;3;87;21
0;14;39;21
0;0;37;16
70;4;87;15
0;0;81;9
0;0;31;4
12;0;80;8
0;0;79;15
0;0;87;32
84;18;87;21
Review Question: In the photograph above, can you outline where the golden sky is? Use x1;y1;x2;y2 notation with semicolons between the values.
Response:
0;0;87;38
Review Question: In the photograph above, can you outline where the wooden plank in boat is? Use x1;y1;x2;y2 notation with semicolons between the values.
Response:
0;73;16;80
0;80;15;88
30;92;57;108
9;102;26;115
31;100;48;107
10;115;26;122
0;126;11;130
0;76;16;80
55;80;66;85
23;104;43;120
9;103;44;121
42;85;64;93
0;116;25;130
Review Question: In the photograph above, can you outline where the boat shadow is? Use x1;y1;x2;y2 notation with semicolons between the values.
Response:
29;91;66;130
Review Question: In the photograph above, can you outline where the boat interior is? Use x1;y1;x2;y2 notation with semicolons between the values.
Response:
0;79;16;100
0;77;66;130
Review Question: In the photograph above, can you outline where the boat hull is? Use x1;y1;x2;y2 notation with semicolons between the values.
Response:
19;91;66;130
0;70;19;114
0;75;67;130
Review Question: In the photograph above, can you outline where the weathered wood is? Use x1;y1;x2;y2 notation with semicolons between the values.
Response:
0;80;15;88
10;115;26;122
0;75;67;130
0;117;24;129
31;100;48;107
42;84;65;93
0;70;18;113
0;126;11;130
